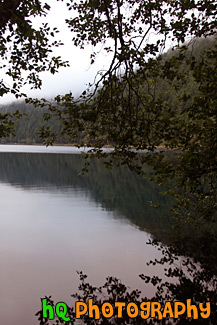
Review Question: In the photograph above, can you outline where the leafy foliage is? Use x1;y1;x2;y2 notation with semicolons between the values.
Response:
0;0;68;97
36;240;217;324
0;0;69;137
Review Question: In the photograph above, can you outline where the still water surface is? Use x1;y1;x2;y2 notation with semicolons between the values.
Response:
0;145;171;325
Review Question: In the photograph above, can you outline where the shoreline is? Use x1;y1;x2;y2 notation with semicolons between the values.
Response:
0;143;168;151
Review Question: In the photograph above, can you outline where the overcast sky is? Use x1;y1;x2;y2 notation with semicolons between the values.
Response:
1;1;176;105
1;1;111;104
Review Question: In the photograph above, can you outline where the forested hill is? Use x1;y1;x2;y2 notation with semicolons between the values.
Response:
0;101;70;144
0;36;216;145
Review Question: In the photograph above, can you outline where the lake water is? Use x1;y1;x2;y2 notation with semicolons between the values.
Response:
0;145;173;325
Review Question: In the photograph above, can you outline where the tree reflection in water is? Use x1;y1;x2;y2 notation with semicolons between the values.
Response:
36;230;217;324
0;152;215;324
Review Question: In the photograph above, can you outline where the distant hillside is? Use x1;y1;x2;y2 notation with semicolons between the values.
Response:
0;101;71;144
0;36;216;145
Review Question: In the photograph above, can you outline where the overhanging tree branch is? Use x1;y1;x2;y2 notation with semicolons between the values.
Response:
0;0;22;29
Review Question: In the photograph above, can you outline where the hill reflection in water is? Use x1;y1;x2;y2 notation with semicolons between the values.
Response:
0;151;173;241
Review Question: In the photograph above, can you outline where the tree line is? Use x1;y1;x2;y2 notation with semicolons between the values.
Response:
0;101;70;144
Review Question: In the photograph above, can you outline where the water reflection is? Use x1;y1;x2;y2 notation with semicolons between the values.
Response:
0;149;216;325
0;150;215;257
0;152;173;240
0;150;167;325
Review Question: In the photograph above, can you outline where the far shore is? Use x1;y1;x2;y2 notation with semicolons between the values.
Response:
0;142;168;151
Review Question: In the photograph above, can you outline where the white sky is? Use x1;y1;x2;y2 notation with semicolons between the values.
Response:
1;1;111;104
1;1;179;105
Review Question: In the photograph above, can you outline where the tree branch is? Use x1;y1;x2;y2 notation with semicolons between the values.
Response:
0;0;22;29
